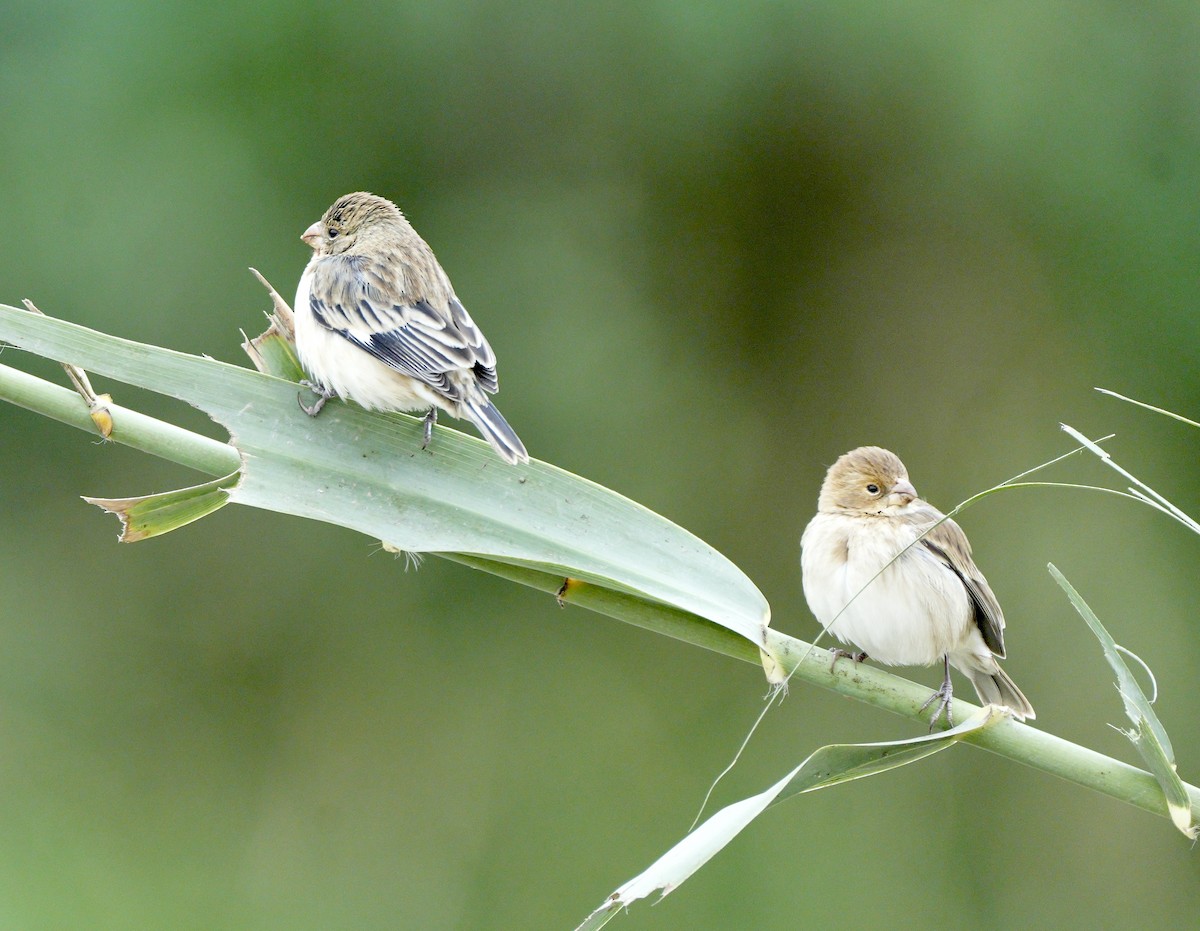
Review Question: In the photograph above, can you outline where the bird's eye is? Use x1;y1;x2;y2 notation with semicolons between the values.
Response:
865;483;880;495
327;228;338;238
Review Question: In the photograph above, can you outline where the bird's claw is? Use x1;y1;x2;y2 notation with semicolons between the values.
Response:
298;380;334;417
828;649;868;673
919;687;955;731
920;656;955;730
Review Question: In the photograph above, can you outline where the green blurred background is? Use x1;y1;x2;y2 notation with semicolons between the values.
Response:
2;2;1199;928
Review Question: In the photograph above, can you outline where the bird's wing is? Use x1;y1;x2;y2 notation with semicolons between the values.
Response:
306;254;499;398
917;511;1007;657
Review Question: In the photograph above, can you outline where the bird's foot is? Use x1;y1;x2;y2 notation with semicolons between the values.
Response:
919;657;955;730
828;649;868;673
919;686;954;731
421;407;438;450
298;381;335;417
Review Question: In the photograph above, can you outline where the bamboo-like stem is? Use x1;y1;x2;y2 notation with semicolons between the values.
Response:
1;359;1195;826
0;361;240;476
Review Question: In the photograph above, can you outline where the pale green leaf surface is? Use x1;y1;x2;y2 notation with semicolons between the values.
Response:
1050;564;1197;838
576;708;1003;930
0;304;769;642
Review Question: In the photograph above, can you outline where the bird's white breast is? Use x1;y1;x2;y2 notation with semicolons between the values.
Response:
800;512;973;666
292;260;441;413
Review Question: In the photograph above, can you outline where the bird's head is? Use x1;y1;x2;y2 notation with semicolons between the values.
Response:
817;446;919;515
301;191;405;256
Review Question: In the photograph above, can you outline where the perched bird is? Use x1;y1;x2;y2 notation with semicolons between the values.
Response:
293;191;528;464
800;446;1034;726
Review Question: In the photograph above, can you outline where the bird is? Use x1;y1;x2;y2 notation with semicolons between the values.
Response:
292;191;528;464
800;446;1034;727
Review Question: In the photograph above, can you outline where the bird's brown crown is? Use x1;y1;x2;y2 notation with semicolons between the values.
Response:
818;445;912;513
322;192;404;234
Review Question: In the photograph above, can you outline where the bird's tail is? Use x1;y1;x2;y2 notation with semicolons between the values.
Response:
463;397;529;465
963;663;1036;721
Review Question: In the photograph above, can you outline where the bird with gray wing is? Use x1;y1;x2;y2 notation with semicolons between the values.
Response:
801;446;1034;727
293;191;528;464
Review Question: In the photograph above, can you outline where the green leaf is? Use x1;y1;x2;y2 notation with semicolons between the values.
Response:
1096;387;1200;430
84;473;239;542
0;303;770;649
1049;564;1197;838
576;708;1005;929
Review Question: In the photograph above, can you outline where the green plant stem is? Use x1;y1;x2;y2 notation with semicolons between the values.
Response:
2;360;1196;825
0;361;240;475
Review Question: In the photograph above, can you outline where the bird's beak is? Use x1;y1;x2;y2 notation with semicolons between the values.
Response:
300;221;324;247
890;479;918;504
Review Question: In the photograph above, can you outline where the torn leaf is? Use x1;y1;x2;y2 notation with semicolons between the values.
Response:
242;268;302;380
84;472;240;542
576;708;1004;930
